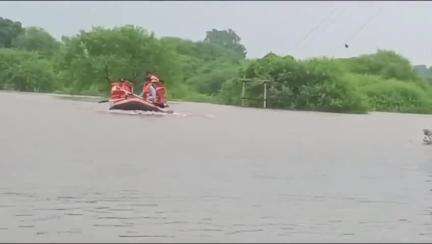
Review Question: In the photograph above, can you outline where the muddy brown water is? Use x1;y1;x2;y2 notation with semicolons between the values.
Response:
2;91;432;242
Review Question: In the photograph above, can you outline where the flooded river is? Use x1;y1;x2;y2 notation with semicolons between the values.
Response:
2;91;432;242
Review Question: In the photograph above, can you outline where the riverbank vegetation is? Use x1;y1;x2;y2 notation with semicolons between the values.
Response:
1;17;432;114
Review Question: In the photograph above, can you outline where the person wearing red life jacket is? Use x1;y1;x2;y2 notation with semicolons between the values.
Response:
110;82;124;100
142;75;157;103
120;78;133;96
154;79;168;108
142;74;168;108
110;78;133;100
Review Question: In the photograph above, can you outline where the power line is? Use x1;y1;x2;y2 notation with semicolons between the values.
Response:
294;7;339;51
345;7;382;45
302;8;347;50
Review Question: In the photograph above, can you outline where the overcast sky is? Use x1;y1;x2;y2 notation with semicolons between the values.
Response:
1;1;432;65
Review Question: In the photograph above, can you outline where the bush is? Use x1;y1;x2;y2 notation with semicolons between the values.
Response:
343;50;421;82
185;61;241;95
12;27;60;57
217;78;243;105
236;54;368;113
0;48;57;92
361;78;432;113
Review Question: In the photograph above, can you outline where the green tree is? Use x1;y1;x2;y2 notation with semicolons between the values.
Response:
344;50;421;82
0;17;23;48
236;53;368;113
12;27;60;56
0;48;57;91
203;29;247;60
57;25;179;94
185;60;241;95
159;38;244;94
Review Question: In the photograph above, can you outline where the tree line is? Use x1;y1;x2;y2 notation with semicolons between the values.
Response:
1;16;432;114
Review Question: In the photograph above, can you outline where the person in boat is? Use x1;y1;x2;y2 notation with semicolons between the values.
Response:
154;79;168;108
110;78;133;100
142;73;168;108
120;78;133;96
143;75;157;103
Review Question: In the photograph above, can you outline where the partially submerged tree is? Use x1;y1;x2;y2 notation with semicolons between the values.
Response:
57;25;179;94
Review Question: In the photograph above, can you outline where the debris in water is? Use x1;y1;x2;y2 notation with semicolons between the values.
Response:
423;129;432;144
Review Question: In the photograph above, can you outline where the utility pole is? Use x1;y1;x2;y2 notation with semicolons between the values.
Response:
263;81;267;108
241;79;246;107
240;78;271;108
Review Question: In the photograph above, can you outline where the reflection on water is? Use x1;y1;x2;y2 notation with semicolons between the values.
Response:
1;91;432;242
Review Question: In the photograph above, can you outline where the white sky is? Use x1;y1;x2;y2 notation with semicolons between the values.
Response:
1;1;432;65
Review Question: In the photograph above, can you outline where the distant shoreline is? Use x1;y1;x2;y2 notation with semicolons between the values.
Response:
3;89;432;117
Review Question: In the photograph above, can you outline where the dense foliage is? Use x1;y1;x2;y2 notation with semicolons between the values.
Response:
414;64;432;85
1;17;432;114
230;50;432;113
0;17;23;48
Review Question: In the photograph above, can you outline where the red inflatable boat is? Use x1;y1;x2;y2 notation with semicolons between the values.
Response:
108;81;173;113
